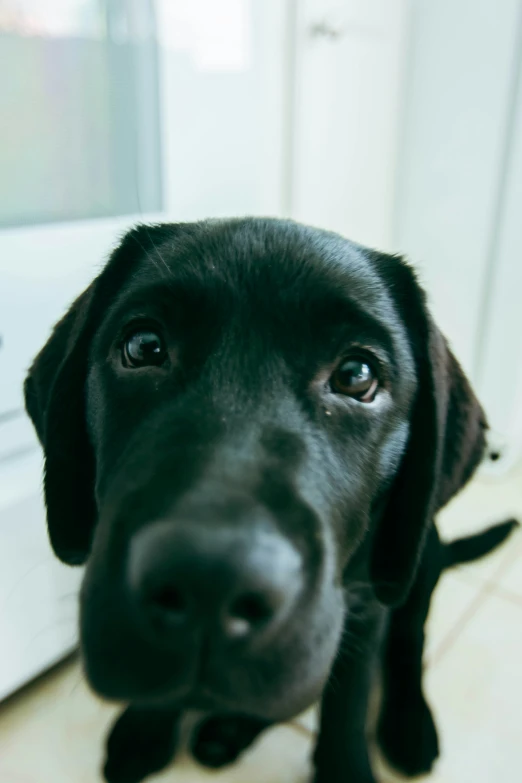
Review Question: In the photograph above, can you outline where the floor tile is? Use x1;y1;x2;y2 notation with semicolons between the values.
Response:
435;464;522;587
290;705;318;734
0;657;117;783
490;536;522;601
423;572;482;664
421;589;522;783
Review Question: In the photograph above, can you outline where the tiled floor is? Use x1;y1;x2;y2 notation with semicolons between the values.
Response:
1;463;521;783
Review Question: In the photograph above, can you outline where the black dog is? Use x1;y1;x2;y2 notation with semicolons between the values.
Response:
24;218;517;783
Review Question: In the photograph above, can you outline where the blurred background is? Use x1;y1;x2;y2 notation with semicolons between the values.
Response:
0;1;521;781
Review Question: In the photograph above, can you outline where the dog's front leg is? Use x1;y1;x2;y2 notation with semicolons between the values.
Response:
313;601;386;783
377;525;442;776
103;705;181;783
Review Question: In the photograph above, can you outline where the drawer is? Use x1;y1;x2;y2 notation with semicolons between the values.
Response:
0;410;39;463
0;487;82;700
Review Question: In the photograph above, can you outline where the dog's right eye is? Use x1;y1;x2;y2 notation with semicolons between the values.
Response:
330;356;379;402
123;329;167;368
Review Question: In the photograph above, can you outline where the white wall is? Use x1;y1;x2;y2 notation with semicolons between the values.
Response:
475;38;522;470
393;0;522;469
393;0;522;380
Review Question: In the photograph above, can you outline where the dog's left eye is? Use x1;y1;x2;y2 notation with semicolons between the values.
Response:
123;329;167;368
330;356;379;402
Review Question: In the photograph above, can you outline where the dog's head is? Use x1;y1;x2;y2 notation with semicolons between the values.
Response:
25;219;486;720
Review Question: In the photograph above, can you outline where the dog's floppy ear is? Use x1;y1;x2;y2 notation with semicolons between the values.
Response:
25;281;101;564
369;255;487;606
24;224;173;564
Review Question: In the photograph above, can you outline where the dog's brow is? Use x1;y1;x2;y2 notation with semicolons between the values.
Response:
309;284;401;357
101;248;402;357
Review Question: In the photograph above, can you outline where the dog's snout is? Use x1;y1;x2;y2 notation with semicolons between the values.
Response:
127;520;303;643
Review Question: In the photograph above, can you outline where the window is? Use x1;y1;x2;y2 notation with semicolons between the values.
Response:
0;0;162;227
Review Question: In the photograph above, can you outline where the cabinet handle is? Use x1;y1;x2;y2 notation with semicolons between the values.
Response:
309;21;345;40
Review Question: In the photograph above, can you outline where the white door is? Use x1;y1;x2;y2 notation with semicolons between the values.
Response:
291;0;410;251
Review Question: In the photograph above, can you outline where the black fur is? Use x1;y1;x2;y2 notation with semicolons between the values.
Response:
443;518;518;568
103;706;180;783
24;218;516;782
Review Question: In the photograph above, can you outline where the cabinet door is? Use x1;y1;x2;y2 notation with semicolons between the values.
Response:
291;0;409;251
0;488;82;702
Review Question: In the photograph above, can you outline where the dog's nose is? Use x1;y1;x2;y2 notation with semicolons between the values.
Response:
127;520;302;642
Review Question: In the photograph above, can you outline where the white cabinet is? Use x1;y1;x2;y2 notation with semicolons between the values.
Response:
0;485;82;702
0;219;131;701
291;0;409;251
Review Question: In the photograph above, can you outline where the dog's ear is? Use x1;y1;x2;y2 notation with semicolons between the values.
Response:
25;280;101;564
369;255;487;606
24;224;174;564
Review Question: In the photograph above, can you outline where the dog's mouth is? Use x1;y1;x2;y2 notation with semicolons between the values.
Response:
179;684;273;718
81;590;336;723
124;680;235;715
124;672;326;724
85;651;320;723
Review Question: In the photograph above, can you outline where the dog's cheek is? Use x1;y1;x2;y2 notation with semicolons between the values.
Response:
250;582;346;721
286;580;346;714
85;362;167;501
330;416;411;546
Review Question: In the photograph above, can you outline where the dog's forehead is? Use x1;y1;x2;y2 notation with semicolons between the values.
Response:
123;219;395;323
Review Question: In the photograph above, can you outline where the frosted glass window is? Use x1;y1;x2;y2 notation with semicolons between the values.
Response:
0;0;162;227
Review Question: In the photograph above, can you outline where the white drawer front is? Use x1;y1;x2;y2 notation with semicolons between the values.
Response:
0;489;82;701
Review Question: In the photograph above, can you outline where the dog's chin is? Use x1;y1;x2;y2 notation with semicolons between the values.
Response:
82;646;332;723
183;668;330;723
81;615;340;723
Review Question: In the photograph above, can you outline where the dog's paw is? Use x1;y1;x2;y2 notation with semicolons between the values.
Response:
103;706;180;783
377;695;439;777
191;715;269;769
